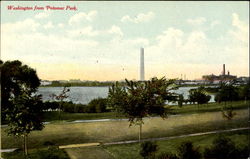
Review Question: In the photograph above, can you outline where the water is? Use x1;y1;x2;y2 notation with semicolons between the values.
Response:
38;86;215;104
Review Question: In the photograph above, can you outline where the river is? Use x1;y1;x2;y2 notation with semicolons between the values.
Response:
38;86;215;104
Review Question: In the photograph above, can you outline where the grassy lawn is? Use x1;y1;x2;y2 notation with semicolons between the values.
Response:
2;147;70;159
40;100;249;122
1;109;248;150
65;147;112;159
170;100;249;115
102;129;249;159
42;111;125;122
63;129;248;159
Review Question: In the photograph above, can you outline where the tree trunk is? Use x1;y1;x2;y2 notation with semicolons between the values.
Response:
59;103;62;120
139;123;142;143
24;135;28;155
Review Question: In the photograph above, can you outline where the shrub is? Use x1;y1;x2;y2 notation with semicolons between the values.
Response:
87;98;107;113
43;101;60;111
177;141;201;159
157;152;178;159
140;141;158;159
204;136;249;159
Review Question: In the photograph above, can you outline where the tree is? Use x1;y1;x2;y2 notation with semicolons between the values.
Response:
0;60;40;122
108;77;178;142
215;82;239;104
0;60;43;155
178;94;184;107
50;86;70;120
215;82;239;120
6;90;44;155
188;86;211;109
87;98;107;113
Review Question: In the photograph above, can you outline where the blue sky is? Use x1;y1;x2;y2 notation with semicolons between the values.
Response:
1;1;249;81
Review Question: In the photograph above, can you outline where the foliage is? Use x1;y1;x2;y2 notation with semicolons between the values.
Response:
0;60;40;122
87;98;108;113
6;91;44;136
43;101;60;111
215;82;239;103
62;102;87;113
33;146;69;159
6;90;44;155
177;94;184;107
157;152;178;159
204;135;249;159
140;141;158;159
188;86;211;105
108;77;178;126
1;60;43;155
50;86;70;120
177;141;201;159
238;83;250;100
108;77;178;141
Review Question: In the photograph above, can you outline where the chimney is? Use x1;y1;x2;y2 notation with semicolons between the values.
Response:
140;48;145;81
223;64;225;76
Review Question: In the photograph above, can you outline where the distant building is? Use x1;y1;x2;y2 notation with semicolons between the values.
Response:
40;80;52;86
202;64;237;83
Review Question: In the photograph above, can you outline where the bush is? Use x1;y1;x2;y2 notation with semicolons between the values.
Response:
87;98;107;113
140;141;158;159
157;152;178;159
177;141;201;159
43;101;60;111
204;136;249;159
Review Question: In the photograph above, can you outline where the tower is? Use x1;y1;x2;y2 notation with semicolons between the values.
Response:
140;48;145;81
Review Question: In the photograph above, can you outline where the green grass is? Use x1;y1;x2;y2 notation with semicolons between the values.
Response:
170;100;249;115
103;129;249;159
2;147;70;159
42;111;125;122
1;109;248;150
65;147;113;159
63;129;248;159
41;101;249;122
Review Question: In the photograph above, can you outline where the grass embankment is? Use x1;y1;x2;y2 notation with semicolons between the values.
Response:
1;108;248;150
63;129;249;159
42;101;249;122
101;129;249;159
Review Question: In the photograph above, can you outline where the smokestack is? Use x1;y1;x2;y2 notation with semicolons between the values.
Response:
140;48;145;81
223;64;225;76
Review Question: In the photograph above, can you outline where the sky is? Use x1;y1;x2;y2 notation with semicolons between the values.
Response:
1;1;249;81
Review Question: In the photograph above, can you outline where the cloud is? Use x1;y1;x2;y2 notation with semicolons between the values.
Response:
156;27;184;49
69;10;97;25
67;26;99;37
121;11;155;23
2;18;40;33
108;25;123;37
210;20;220;28
187;17;206;26
229;13;249;44
34;11;50;19
58;23;64;28
44;21;54;29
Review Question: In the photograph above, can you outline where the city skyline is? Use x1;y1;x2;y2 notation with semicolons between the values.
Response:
1;1;249;81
